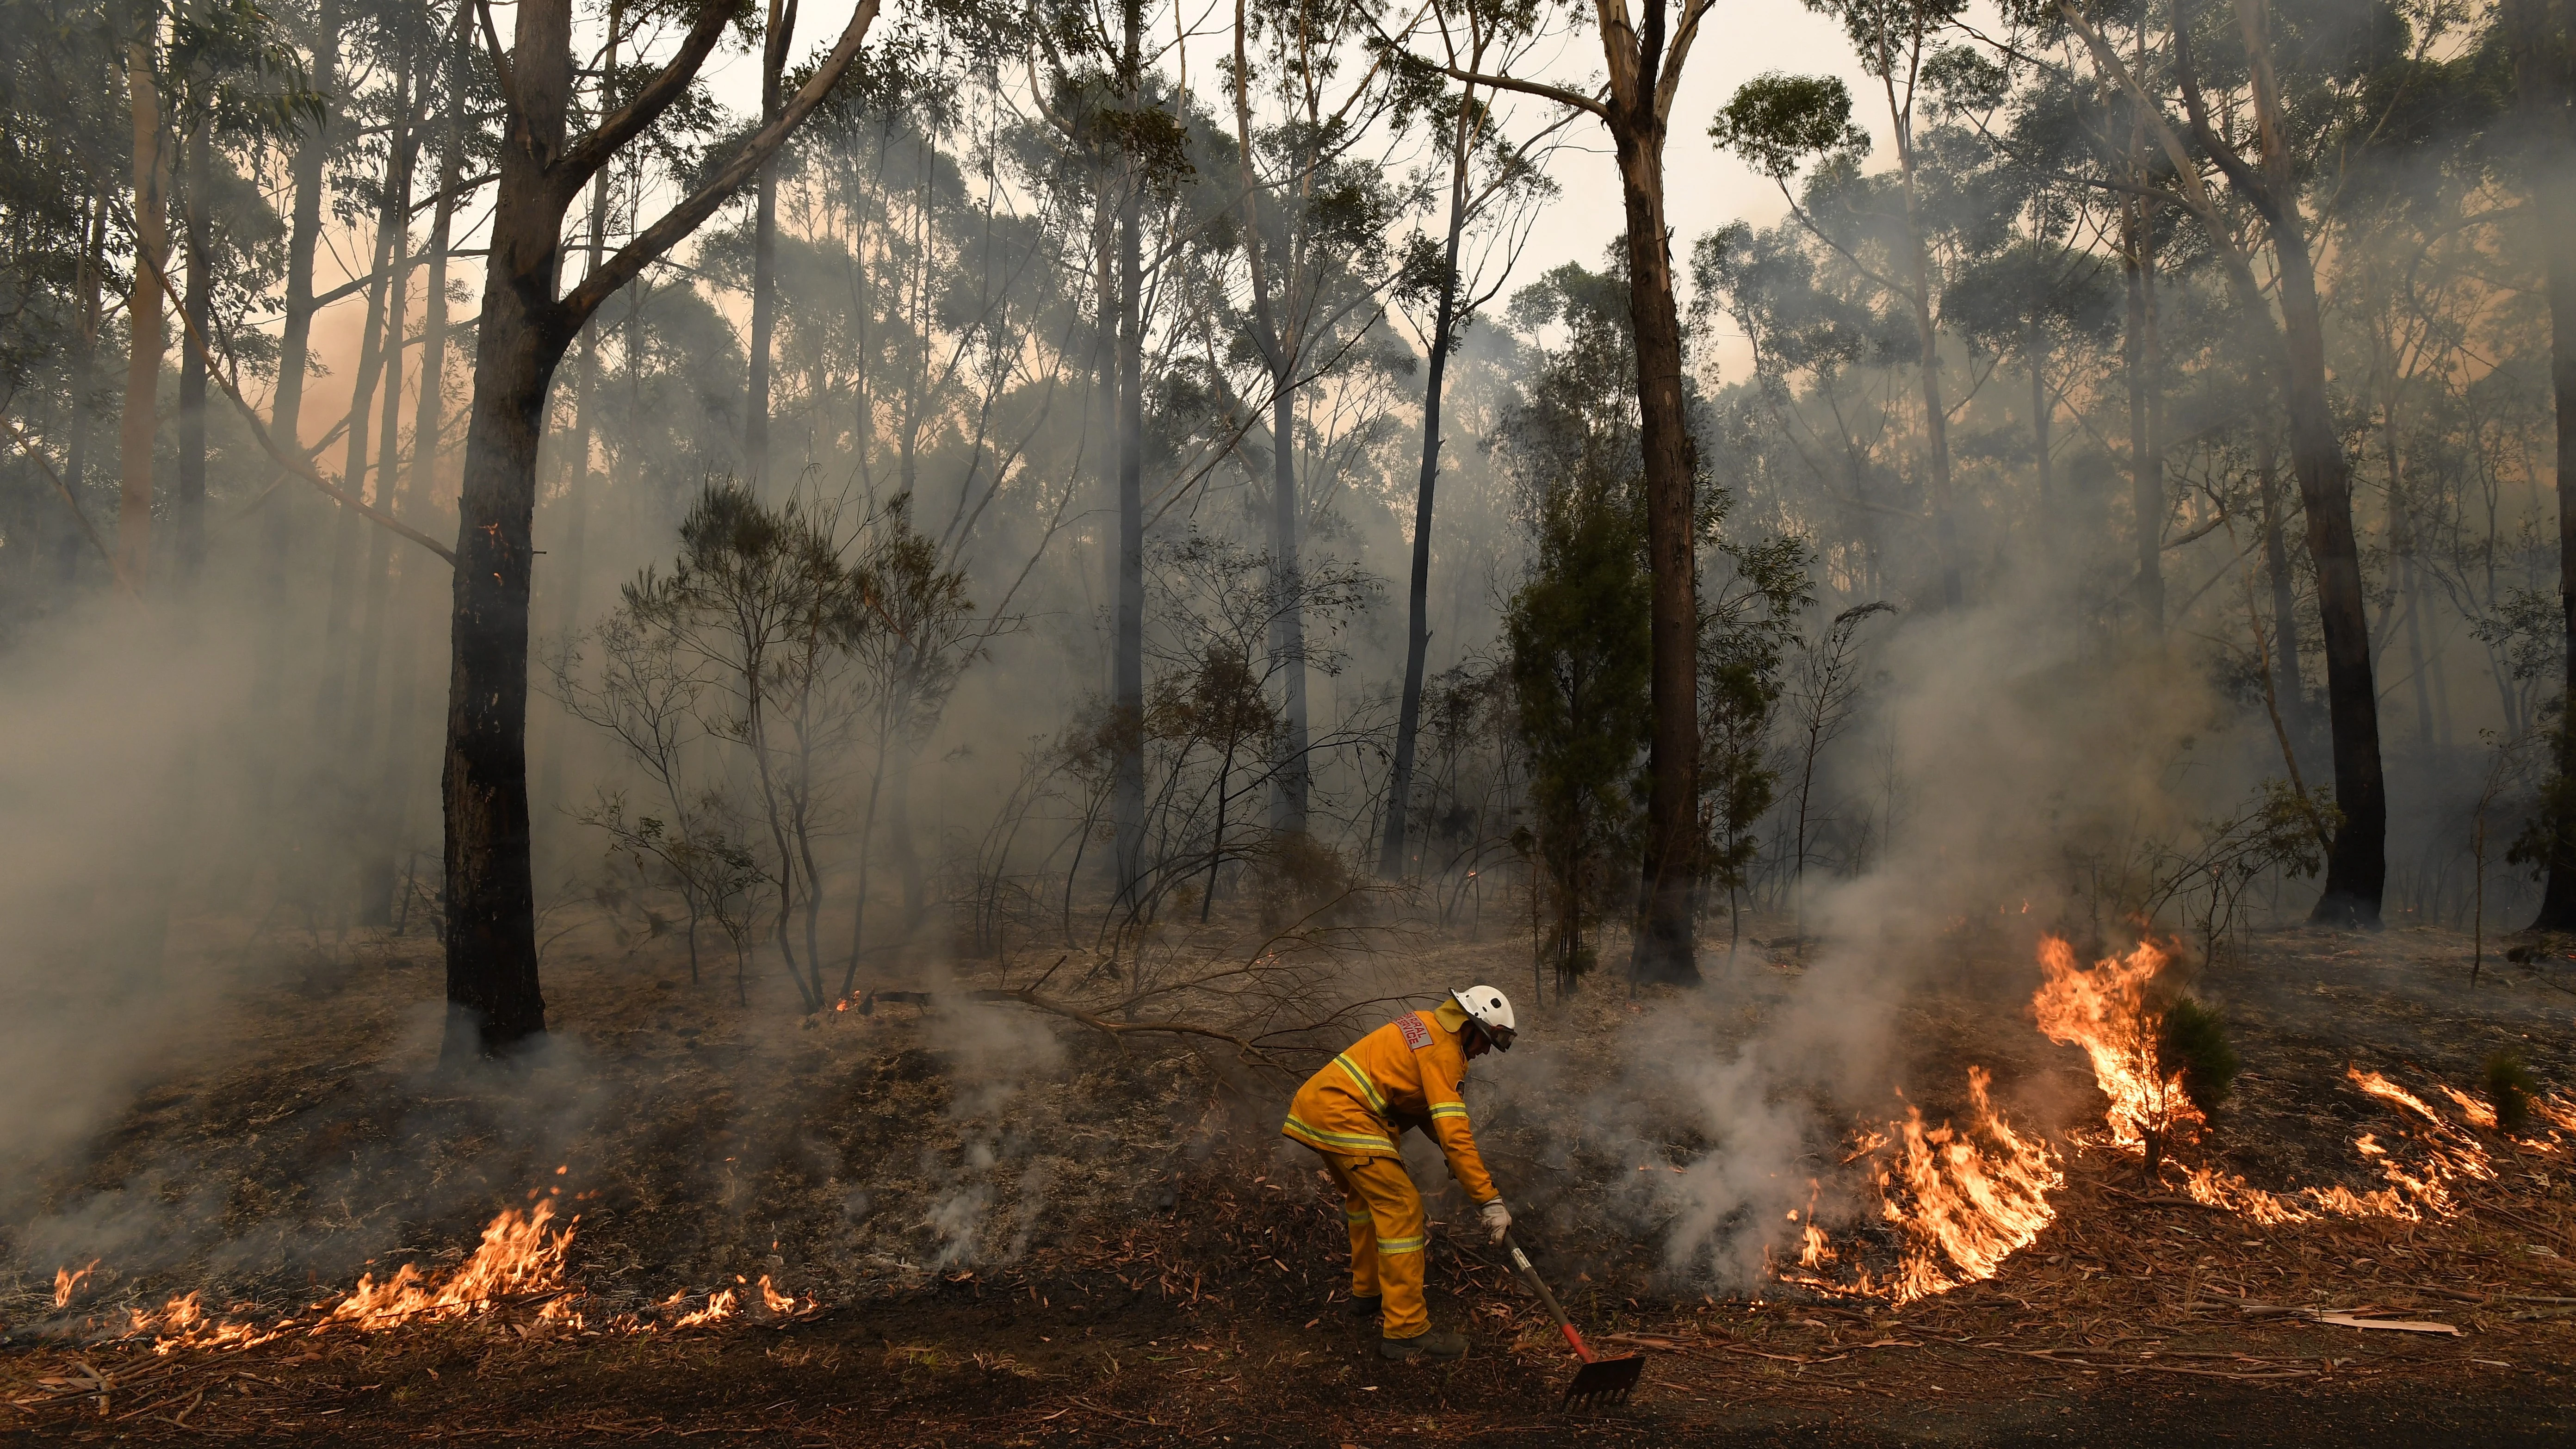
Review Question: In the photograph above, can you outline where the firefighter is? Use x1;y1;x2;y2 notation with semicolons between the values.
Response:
1281;985;1517;1361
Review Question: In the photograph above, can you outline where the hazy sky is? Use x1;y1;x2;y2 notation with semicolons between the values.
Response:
289;0;1890;442
681;0;1888;288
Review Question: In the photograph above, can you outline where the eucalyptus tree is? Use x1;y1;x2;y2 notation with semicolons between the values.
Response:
2504;0;2576;929
1431;0;1719;985
1027;0;1191;912
1716;0;1976;611
1223;0;1413;837
1500;261;1653;991
441;0;885;1057
0;0;127;602
2049;0;2409;925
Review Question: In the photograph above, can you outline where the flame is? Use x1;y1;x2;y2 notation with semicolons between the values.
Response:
52;1261;97;1310
668;1288;737;1330
758;1274;800;1315
2031;938;2201;1152
321;1201;577;1332
80;1192;819;1354
1779;1068;2063;1305
2029;935;2509;1226
1771;933;2567;1305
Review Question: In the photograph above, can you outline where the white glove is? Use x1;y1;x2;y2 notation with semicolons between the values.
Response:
1480;1198;1512;1245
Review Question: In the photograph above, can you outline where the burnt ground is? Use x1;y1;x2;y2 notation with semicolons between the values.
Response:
2;910;2575;1445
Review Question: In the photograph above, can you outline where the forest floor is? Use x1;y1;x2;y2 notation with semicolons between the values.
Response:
3;906;2576;1445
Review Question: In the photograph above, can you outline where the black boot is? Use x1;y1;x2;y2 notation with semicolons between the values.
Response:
1379;1327;1468;1361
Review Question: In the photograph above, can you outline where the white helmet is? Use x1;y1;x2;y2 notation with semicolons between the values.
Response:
1452;985;1517;1051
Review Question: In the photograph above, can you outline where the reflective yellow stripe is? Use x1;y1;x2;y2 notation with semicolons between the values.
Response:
1345;1206;1373;1222
1282;1114;1397;1155
1333;1053;1389;1115
1378;1233;1427;1255
1428;1103;1468;1121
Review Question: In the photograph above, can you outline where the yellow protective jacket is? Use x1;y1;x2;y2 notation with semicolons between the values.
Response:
1282;1001;1499;1204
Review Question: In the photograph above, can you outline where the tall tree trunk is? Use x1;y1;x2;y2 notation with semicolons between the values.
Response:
746;0;787;484
533;8;620;833
175;122;209;590
116;36;170;592
2257;428;2308;765
445;0;579;1056
366;17;471;926
314;88;409;763
1108;0;1147;914
346;104;422;919
1377;99;1472;881
57;195;106;592
251;0;338;867
2275;230;2385;925
2208;0;2385;924
2511;0;2576;929
1268;375;1310;836
2124;204;2163;634
1614;105;1701;986
1891;95;1960;610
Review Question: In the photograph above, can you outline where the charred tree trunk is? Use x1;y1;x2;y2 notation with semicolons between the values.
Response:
1614;95;1701;986
442;0;878;1056
2275;229;2384;924
2160;0;2383;923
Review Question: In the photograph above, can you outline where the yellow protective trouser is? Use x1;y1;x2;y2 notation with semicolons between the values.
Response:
1319;1152;1429;1339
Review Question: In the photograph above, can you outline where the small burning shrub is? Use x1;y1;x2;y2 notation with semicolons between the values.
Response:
2484;1050;2539;1135
2156;997;2238;1113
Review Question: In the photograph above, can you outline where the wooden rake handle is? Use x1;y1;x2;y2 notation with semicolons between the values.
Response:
1504;1232;1598;1363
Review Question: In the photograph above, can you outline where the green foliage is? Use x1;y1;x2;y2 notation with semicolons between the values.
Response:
1700;527;1812;910
2483;1050;2539;1136
1506;474;1651;992
1499;255;1656;992
1711;72;1869;182
2155;997;2240;1114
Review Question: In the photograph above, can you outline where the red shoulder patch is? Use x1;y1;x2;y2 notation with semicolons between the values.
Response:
1397;1013;1432;1050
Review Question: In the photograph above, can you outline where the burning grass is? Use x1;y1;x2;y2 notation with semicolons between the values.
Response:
1766;932;2576;1307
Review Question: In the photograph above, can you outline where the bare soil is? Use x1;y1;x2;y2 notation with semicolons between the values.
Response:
3;912;2574;1445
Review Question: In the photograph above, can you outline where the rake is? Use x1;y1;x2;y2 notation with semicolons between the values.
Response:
1502;1232;1643;1408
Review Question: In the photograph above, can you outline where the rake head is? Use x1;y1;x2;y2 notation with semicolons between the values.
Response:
1561;1352;1644;1409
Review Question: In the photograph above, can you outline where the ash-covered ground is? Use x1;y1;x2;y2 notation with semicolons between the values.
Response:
3;911;2574;1445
